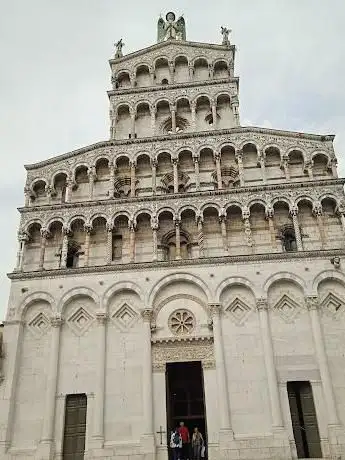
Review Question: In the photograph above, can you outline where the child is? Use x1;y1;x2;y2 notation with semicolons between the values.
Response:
170;427;182;460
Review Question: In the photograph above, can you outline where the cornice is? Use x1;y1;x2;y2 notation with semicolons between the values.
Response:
151;335;213;344
107;77;239;98
18;178;345;214
7;248;345;281
24;127;335;170
109;40;234;66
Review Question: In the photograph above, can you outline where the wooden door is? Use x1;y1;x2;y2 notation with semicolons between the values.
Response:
62;394;87;460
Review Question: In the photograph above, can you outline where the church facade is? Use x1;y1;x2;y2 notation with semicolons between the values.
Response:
1;12;345;460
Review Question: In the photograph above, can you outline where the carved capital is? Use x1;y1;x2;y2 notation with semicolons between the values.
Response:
96;312;108;324
209;303;222;318
265;206;274;219
141;309;153;323
151;215;159;230
151;158;158;168
128;219;136;231
256;298;268;311
84;223;93;234
305;296;319;311
18;231;29;243
312;202;323;217
289;205;299;217
235;149;243;160
106;221;114;232
40;227;51;239
50;315;64;328
171;158;178;166
242;206;250;220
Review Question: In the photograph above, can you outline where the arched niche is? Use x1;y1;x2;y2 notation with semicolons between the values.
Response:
112;214;129;263
288;150;305;179
175;98;191;133
117;71;131;88
116;105;131;140
157;210;174;260
203;206;222;257
136;102;151;138
24;222;42;271
89;216;107;266
195;96;211;131
136;65;151;87
194;58;209;81
312;154;331;178
216;94;232;129
250;203;270;254
135;212;152;262
214;60;229;79
264;147;283;182
156;100;171;134
46;220;63;269
321;198;343;250
155;58;170;85
52;173;67;204
94;158;110;199
174;56;189;83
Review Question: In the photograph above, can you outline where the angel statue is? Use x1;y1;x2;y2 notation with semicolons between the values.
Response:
114;39;124;58
221;26;231;46
157;12;186;42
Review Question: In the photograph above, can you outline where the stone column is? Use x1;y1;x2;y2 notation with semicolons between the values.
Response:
151;215;159;261
190;101;196;131
211;99;217;129
330;158;338;177
193;156;200;190
129;220;136;263
209;304;232;435
60;226;69;269
169;60;175;83
38;315;63;457
150;104;156;135
242;207;253;249
141;310;154;436
289;206;303;251
106;222;113;264
130;160;136;197
172;158;179;193
65;178;73;203
151;158;157;195
337;205;345;237
258;151;267;184
313;202;326;248
235;149;245;186
170;103;176;133
92;312;108;447
149;67;155;85
174;218;181;260
219;211;228;253
24;186;31;206
38;228;50;270
196;214;204;257
188;63;194;80
130;107;136;138
280;155;290;180
88;166;96;200
265;206;278;252
45;185;53;205
130;71;136;87
306;296;339;426
214;153;223;190
83;224;92;267
305;160;314;179
15;232;29;271
109;165;115;198
231;100;240;126
208;63;214;79
257;299;284;429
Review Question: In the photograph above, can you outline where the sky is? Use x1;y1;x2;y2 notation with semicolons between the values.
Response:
0;0;345;320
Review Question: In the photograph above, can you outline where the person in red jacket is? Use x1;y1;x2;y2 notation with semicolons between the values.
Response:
178;421;190;460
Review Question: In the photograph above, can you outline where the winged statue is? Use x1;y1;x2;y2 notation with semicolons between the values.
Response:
157;12;186;42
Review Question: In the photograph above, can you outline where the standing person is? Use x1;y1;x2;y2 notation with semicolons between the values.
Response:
170;427;182;460
178;421;190;460
191;427;204;460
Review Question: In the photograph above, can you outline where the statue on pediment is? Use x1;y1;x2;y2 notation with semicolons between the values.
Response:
157;12;186;42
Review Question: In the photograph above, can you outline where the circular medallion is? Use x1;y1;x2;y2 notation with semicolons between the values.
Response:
168;309;195;335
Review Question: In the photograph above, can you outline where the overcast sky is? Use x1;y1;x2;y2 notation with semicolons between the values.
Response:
1;0;345;320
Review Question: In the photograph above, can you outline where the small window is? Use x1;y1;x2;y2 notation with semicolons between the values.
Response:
161;78;169;85
66;241;80;268
282;229;297;252
112;235;123;260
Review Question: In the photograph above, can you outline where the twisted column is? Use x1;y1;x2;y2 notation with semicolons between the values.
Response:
109;165;115;198
38;315;63;455
265;206;278;252
151;215;159;261
92;312;108;447
39;228;50;270
172;158;179;193
211;99;217;129
190;101;196;131
149;67;155;85
289;206;303;251
242;207;253;248
257;299;283;428
129;220;136;263
83;224;92;267
214;153;223;190
280;155;290;180
141;309;154;436
88;166;96;200
208;64;214;79
209;304;232;433
219;210;228;253
258;151;266;184
193;156;200;190
313;202;326;248
169;60;175;83
306;296;339;426
106;222;113;264
60;226;69;268
15;232;29;271
130;160;136;197
150;104;156;135
235;149;245;186
196;214;204;257
188;63;194;80
330;158;338;177
130;107;136;138
174;218;181;260
65;178;73;203
151;158;157;195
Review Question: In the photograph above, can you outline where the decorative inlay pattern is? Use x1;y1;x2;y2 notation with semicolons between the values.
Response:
321;293;345;318
273;294;302;323
168;309;195;335
66;307;94;336
27;312;50;337
111;303;138;331
225;297;252;325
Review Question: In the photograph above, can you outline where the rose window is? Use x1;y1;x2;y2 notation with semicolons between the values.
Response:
169;309;195;335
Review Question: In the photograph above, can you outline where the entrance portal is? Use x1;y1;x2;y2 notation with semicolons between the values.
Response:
166;361;207;449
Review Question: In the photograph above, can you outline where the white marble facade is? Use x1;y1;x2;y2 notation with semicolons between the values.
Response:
1;12;345;460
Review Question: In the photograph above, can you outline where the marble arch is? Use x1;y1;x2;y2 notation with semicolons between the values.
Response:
102;281;143;311
215;276;258;303
263;272;306;295
312;270;345;295
147;272;213;307
153;293;208;319
58;287;100;314
18;291;56;319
